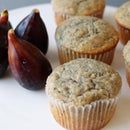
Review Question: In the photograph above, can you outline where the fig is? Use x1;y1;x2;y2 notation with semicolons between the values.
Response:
8;29;52;90
0;10;12;78
15;9;48;55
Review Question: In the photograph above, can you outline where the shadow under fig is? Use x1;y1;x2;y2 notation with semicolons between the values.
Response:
0;67;12;80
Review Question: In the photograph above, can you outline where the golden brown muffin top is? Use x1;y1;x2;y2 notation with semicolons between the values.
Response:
52;0;105;16
56;16;119;54
115;1;130;29
46;58;122;106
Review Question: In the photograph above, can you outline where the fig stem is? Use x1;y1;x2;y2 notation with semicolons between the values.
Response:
1;9;8;17
8;29;15;34
8;29;16;45
0;9;8;24
32;9;39;13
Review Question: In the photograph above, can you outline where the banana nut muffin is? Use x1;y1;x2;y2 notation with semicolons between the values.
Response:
115;1;130;45
46;58;122;130
123;41;130;87
52;0;106;25
46;58;121;106
55;16;119;64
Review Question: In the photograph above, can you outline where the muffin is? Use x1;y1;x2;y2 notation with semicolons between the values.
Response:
123;41;130;86
46;58;122;130
115;1;130;45
52;0;106;25
55;16;119;65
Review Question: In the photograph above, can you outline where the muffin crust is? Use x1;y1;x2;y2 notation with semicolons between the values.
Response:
46;58;121;106
123;41;130;64
115;1;130;29
56;16;119;54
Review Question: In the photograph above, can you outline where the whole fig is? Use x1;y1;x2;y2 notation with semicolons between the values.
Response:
0;10;12;78
15;9;48;55
8;29;52;90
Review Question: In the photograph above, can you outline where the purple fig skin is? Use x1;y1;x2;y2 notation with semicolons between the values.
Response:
0;10;12;78
15;9;48;55
8;29;52;90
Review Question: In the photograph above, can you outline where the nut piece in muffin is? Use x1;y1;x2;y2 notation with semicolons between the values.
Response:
46;58;122;130
123;41;130;87
55;16;119;64
115;1;130;45
52;0;106;25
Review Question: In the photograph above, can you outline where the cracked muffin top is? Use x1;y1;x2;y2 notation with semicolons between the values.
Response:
115;1;130;29
52;0;105;16
46;58;122;106
55;16;119;54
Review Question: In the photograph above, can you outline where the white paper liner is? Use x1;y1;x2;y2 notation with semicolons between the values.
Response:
55;13;71;25
116;21;130;45
49;97;118;130
55;9;104;25
57;45;116;65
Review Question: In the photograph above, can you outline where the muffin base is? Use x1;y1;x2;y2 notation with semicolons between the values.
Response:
55;9;104;26
57;45;116;65
116;21;130;45
49;98;118;130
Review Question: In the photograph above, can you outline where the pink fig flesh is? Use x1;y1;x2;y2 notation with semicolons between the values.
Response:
8;29;52;90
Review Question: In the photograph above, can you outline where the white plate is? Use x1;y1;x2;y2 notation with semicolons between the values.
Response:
0;4;129;130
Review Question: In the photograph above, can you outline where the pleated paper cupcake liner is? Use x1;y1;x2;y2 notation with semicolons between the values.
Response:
49;97;118;130
55;13;71;26
88;8;105;18
54;8;104;26
116;21;130;45
57;45;116;65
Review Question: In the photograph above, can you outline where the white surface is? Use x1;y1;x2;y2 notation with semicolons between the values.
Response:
0;4;129;130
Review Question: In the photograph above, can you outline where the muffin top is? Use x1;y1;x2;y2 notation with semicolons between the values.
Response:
115;1;130;28
123;41;130;64
56;16;119;54
46;58;121;106
52;0;105;16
